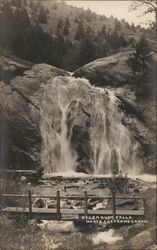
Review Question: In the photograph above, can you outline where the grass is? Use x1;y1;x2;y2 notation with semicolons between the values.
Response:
0;178;28;208
0;216;95;250
0;216;45;250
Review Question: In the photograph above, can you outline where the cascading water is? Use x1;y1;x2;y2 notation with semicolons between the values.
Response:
39;76;143;174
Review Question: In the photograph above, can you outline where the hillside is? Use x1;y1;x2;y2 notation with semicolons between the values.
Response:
0;0;148;71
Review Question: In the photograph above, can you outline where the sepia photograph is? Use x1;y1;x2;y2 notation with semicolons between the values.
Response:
0;0;156;249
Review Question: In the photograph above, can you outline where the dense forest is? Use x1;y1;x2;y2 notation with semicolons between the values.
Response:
0;0;151;71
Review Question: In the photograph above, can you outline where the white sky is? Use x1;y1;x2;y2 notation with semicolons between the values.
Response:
66;1;155;27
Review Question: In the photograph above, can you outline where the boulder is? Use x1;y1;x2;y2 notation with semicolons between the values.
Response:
73;50;139;87
129;226;156;250
0;63;69;171
0;54;32;83
34;198;45;208
146;245;157;250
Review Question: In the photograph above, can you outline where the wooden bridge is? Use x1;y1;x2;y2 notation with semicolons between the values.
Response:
1;191;145;223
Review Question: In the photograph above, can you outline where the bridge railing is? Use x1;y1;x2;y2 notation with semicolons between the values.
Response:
1;191;145;220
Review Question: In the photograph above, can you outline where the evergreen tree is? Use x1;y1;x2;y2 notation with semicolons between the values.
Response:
119;33;127;47
85;25;92;38
129;35;151;74
75;22;84;41
56;18;63;34
86;8;92;22
109;30;121;50
63;17;70;36
56;34;67;56
100;24;106;39
38;6;47;24
131;22;135;31
10;0;22;7
79;37;95;65
114;18;121;30
65;17;70;28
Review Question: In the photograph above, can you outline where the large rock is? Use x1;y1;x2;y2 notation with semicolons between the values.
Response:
0;63;69;171
113;85;156;174
73;50;156;174
0;54;32;83
67;100;94;173
129;226;156;249
73;50;139;86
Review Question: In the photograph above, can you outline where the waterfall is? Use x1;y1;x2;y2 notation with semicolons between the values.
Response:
39;76;143;174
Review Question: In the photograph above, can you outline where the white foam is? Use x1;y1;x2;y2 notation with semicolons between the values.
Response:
92;229;123;245
38;220;75;233
129;174;156;183
43;172;156;183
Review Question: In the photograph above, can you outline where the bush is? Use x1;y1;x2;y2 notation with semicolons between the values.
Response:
0;216;45;250
57;232;94;250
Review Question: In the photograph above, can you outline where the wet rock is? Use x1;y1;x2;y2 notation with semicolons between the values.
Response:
73;51;156;174
0;63;69;171
66;100;94;173
34;198;45;208
0;54;32;83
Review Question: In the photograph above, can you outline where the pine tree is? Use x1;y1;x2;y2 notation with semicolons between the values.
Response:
75;22;84;41
128;35;151;74
38;6;47;24
114;18;121;30
109;30;121;50
119;33;127;47
10;0;22;7
100;25;106;39
79;37;95;65
63;17;70;36
57;19;63;30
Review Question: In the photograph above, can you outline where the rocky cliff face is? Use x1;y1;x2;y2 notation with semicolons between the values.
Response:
73;50;156;174
73;50;140;87
0;61;69;170
0;51;156;174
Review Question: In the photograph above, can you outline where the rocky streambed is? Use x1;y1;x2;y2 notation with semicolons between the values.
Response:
29;175;146;211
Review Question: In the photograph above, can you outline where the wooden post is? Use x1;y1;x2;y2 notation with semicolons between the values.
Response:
143;198;145;216
28;190;32;219
84;191;88;220
56;191;61;221
112;191;116;220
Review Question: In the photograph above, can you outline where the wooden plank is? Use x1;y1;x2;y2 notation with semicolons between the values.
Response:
84;191;88;219
4;170;37;174
28;191;32;219
1;194;144;200
112;192;116;220
56;191;61;220
2;207;144;216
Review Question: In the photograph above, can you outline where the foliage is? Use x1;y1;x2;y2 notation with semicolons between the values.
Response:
128;35;151;74
130;0;157;15
38;5;48;24
114;18;121;30
57;232;94;250
79;37;95;65
130;0;157;37
75;21;84;41
0;216;94;250
63;17;70;36
0;216;45;250
0;0;143;70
